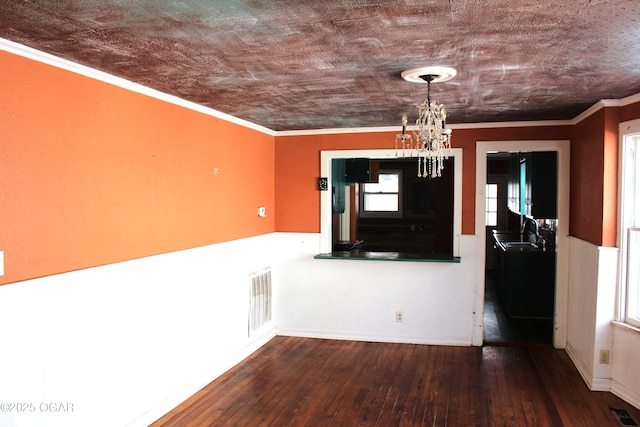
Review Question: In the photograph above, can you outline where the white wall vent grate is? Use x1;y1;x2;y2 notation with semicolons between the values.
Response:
248;267;272;337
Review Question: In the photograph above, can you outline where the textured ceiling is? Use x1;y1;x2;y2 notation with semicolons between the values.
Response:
1;0;640;131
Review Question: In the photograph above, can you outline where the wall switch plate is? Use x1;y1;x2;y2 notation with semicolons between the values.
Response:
258;207;266;217
0;251;4;276
599;349;610;364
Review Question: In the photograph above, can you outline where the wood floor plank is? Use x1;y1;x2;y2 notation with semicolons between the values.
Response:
151;336;640;426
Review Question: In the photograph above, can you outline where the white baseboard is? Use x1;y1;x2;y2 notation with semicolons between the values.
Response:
276;328;472;347
590;378;612;392
128;329;276;427
566;342;597;389
611;380;640;410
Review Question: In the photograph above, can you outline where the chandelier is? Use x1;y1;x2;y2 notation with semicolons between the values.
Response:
395;66;456;178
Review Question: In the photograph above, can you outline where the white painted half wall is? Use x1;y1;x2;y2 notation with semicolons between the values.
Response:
276;234;478;345
565;236;618;391
612;323;640;408
0;234;279;427
0;231;479;427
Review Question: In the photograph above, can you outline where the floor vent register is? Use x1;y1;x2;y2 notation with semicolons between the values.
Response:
611;408;639;427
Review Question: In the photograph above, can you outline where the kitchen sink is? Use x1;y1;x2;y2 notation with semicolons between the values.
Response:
503;241;538;249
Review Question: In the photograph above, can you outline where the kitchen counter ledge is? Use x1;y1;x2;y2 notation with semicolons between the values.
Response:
314;251;460;263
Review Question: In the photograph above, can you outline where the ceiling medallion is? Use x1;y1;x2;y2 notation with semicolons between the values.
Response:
396;66;456;178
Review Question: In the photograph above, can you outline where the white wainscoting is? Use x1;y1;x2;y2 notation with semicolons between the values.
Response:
0;234;280;427
6;231;637;427
612;323;640;409
275;234;478;346
565;236;618;391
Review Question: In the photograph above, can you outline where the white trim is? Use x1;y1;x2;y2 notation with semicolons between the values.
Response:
277;126;401;136
617;118;640;326
567;339;612;392
611;380;640;410
591;378;613;392
566;341;597;389
571;99;620;124
0;37;276;136
4;37;639;138
613;320;640;335
474;140;571;347
275;329;470;347
276;120;576;136
319;149;463;256
620;92;640;108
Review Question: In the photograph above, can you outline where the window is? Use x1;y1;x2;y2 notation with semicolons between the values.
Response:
360;171;402;217
520;160;527;215
485;183;498;226
620;121;640;327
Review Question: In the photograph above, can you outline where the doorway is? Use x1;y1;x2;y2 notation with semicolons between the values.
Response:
483;152;555;344
473;140;570;348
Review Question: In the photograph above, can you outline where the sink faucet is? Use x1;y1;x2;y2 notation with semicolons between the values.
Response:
521;218;538;242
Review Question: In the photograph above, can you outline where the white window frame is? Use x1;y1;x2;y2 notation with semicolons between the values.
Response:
359;169;402;218
320;149;462;256
618;118;640;328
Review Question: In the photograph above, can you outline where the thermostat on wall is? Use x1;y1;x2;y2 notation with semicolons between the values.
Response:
318;177;328;191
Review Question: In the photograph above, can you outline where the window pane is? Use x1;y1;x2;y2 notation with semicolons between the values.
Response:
635;136;640;226
485;183;499;226
520;162;527;214
363;174;399;193
623;133;640;327
486;212;498;227
364;194;398;211
627;228;640;325
486;184;498;198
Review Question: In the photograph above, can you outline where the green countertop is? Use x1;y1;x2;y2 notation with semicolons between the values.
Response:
314;251;461;263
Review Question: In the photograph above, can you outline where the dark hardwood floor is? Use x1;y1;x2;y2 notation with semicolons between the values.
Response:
152;336;640;426
484;270;553;345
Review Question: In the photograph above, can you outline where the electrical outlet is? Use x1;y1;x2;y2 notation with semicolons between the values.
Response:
395;311;403;323
599;349;610;364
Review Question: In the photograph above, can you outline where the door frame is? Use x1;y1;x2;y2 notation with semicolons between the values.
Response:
473;140;571;348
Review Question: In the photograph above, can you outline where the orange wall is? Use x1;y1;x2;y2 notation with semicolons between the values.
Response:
275;126;571;235
570;108;620;247
603;107;621;247
5;48;639;286
568;102;640;247
0;51;275;285
621;100;640;123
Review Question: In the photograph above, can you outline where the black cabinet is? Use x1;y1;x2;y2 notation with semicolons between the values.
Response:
529;152;557;218
493;234;555;319
332;159;346;214
507;152;557;218
345;158;379;184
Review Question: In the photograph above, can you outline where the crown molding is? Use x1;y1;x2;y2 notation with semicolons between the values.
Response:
619;92;640;107
275;120;576;137
0;37;276;136
275;126;399;136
